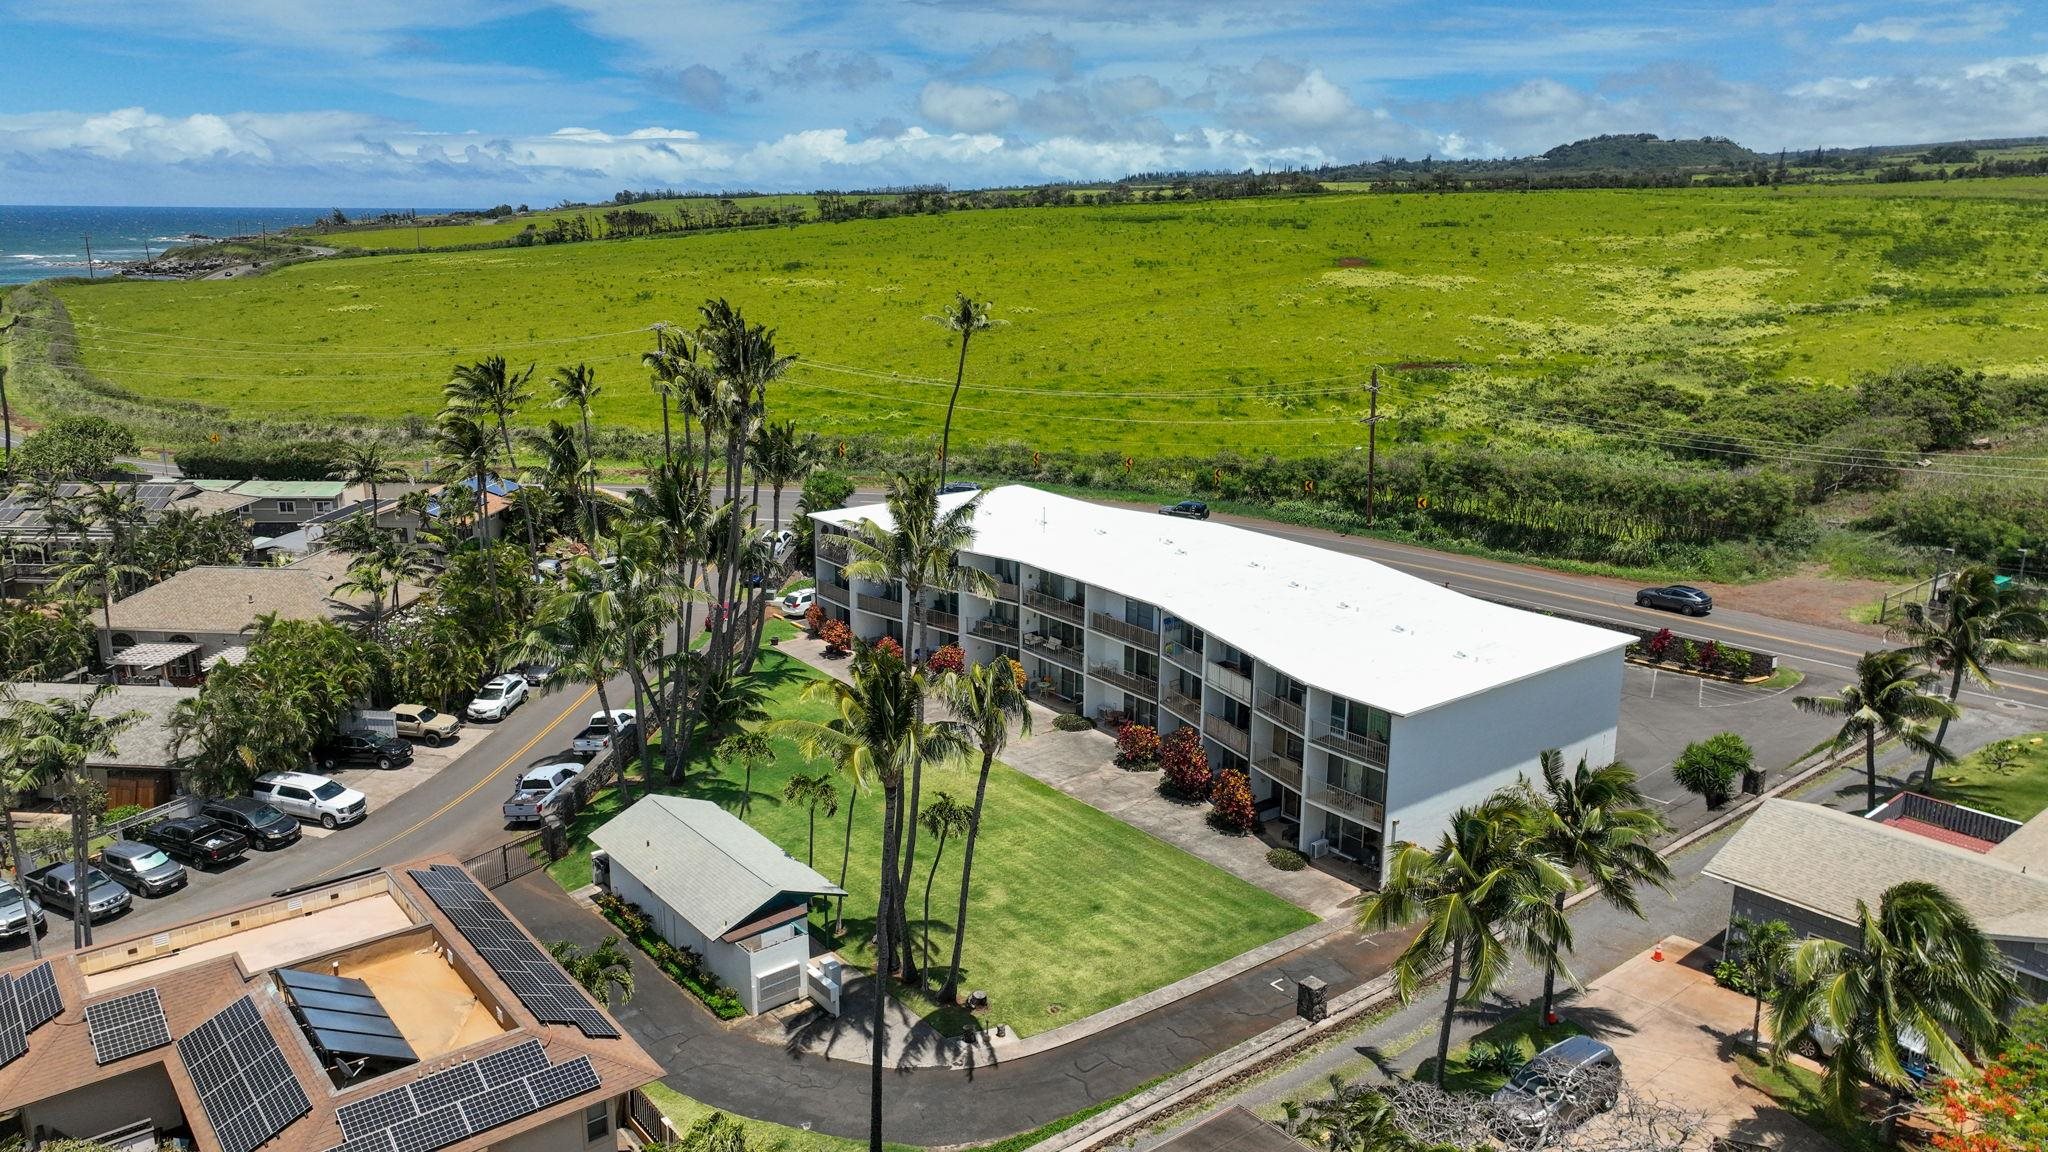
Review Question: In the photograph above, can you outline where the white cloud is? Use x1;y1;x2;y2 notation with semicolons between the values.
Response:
1268;69;1355;127
965;33;1078;79
1845;4;2013;45
917;81;1022;133
674;63;732;111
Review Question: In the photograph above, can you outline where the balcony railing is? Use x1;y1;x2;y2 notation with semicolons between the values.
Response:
1314;730;1391;769
925;609;961;634
1025;590;1085;625
1161;687;1203;723
1162;639;1204;675
1021;634;1082;672
1254;754;1303;791
856;591;904;618
1307;779;1385;828
1205;718;1251;757
1255;690;1306;732
970;619;1019;646
816;536;849;562
1090;612;1160;649
1206;661;1252;703
815;583;849;607
1089;663;1157;699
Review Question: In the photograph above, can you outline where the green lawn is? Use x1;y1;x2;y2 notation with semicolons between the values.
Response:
550;631;1314;1038
1733;1054;1887;1152
1924;732;2048;821
1412;1005;1585;1094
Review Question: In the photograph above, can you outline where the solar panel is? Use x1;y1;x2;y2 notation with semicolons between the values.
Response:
389;1106;469;1152
86;987;172;1065
404;866;619;1039
16;963;62;1031
324;1043;606;1152
177;996;310;1152
0;975;24;1066
563;1008;620;1040
476;1039;547;1087
458;1081;537;1131
410;1063;486;1112
337;1085;418;1139
527;1057;600;1108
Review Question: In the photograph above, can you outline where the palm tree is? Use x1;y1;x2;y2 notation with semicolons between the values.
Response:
1356;791;1573;1087
927;293;996;487
1896;566;2045;784
1282;1075;1415;1152
548;935;635;1007
641;323;690;462
935;657;1029;1003
1770;881;2016;1143
1525;750;1671;1024
327;439;408;531
748;419;817;532
1728;915;1795;1052
448;356;539;560
916;792;971;984
782;773;838;868
337;556;394;629
549;364;603;544
0;685;141;948
722;730;773;817
511;556;629;787
1796;650;1959;811
0;692;70;960
50;542;147;648
693;667;770;785
434;408;504;628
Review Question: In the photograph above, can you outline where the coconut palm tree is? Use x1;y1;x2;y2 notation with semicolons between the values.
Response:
1796;650;1959;812
1357;791;1573;1087
1895;566;2045;784
782;772;838;868
0;685;141;948
547;935;635;1007
510;555;630;788
748;419;817;533
548;364;603;544
1524;750;1671;1024
1770;881;2016;1143
915;792;971;984
642;323;698;464
721;730;773;817
448;356;540;560
327;439;408;531
934;656;1029;1003
337;556;394;629
434;408;504;625
1728;915;1796;1052
696;668;770;788
50;542;147;647
0;692;69;960
927;293;996;487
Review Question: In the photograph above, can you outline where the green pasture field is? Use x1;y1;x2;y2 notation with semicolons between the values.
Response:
42;181;2048;458
318;194;850;251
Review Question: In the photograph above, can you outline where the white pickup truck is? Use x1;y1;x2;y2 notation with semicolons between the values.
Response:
500;758;588;826
571;709;638;756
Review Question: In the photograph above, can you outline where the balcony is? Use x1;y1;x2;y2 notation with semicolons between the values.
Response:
925;609;960;634
970;619;1019;646
1090;612;1160;649
1255;690;1306;732
1161;687;1202;723
1206;661;1252;703
1089;663;1157;699
815;583;849;607
971;578;1021;602
1306;779;1385;828
1021;633;1082;672
1205;718;1251;758
1025;590;1085;625
816;536;849;563
856;591;904;618
1314;730;1390;769
1254;754;1303;791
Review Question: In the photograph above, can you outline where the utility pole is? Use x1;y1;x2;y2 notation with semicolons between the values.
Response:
1363;368;1382;527
82;234;95;280
2020;547;2032;584
413;209;422;253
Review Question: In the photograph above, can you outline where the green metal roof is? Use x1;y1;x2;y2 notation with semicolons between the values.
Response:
233;480;347;499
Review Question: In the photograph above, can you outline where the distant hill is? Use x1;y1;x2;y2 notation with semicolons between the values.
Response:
1534;133;1761;170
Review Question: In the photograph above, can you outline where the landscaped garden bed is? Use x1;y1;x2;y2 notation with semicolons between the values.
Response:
1922;731;2048;821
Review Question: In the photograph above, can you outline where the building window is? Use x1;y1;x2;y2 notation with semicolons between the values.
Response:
1218;696;1251;731
1214;642;1252;676
1122;695;1157;729
1124;600;1157;630
313;500;333;513
583;1102;610;1143
275;500;296;514
1328;697;1391;744
1122;647;1159;682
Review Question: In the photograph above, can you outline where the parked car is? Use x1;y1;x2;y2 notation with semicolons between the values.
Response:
1158;500;1210;520
939;481;980;495
25;862;131;922
769;528;798;563
501;758;588;825
465;674;529;722
139;816;250;867
572;709;638;755
0;881;46;943
98;840;188;897
1635;584;1713;616
315;732;414;771
200;797;302;850
519;660;559;687
780;587;816;617
389;703;460;746
1489;1035;1620;1137
1801;1020;1929;1078
253;771;368;829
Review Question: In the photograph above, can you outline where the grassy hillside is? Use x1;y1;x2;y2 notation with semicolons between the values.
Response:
318;194;849;251
34;182;2048;460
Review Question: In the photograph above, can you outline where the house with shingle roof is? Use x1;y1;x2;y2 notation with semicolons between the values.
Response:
5;682;197;808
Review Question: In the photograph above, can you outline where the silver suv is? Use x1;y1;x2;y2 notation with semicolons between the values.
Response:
253;771;369;829
1489;1035;1620;1138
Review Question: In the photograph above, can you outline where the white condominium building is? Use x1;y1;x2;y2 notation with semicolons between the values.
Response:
811;486;1630;883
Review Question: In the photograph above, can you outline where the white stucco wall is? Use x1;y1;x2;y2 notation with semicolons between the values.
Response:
610;865;808;1014
24;1064;183;1143
1381;650;1623;882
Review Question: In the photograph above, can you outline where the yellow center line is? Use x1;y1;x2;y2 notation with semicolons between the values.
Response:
332;685;597;872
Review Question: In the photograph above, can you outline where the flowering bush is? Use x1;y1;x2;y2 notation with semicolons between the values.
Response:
1645;628;1675;661
1160;726;1212;800
1699;639;1721;670
1115;722;1162;769
1208;769;1258;834
1006;656;1027;690
819;618;852;657
927;644;966;675
1933;1005;2048;1151
871;635;904;661
803;604;825;638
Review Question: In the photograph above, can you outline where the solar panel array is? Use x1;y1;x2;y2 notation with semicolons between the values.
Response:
406;866;618;1039
177;996;312;1152
326;1039;601;1152
85;987;172;1065
0;962;64;1067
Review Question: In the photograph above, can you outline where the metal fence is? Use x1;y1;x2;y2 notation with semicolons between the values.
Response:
462;832;548;889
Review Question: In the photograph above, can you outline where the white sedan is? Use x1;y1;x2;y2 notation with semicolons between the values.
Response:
466;674;530;721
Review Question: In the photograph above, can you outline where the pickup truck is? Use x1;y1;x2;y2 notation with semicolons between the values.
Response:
501;759;588;825
571;709;637;756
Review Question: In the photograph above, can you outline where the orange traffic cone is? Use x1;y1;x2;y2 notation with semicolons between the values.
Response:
1651;943;1665;962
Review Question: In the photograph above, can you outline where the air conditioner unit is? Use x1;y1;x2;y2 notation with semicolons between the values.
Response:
1308;839;1331;860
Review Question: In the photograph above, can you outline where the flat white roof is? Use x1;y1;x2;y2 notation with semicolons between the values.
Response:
813;486;1630;716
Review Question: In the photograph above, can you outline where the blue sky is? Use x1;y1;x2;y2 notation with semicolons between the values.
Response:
1;1;2044;206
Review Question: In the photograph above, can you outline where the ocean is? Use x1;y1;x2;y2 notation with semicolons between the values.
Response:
0;205;414;286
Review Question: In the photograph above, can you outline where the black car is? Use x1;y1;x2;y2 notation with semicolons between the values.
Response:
938;481;981;495
200;798;302;850
314;732;414;771
1636;584;1714;616
140;816;251;867
98;840;189;896
1159;500;1210;520
25;862;131;922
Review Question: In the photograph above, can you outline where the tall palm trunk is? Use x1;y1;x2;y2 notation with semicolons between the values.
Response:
806;801;818;867
921;827;951;982
475;465;503;633
657;389;673;464
869;780;903;1152
1922;661;1966;785
1864;730;1880;812
493;409;542;566
939;331;971;488
67;769;92;948
1540;890;1565;1023
1433;938;1463;1088
576;407;598;546
896;597;928;978
833;793;857;937
2;800;39;960
940;747;995;1003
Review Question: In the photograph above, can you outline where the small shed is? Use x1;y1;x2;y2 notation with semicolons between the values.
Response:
591;796;845;1014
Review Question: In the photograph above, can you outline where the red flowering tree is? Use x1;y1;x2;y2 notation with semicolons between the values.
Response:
1115;722;1161;769
1208;769;1258;834
1159;726;1212;800
819;619;852;658
803;604;825;638
1933;1006;2048;1152
871;635;904;661
927;644;966;675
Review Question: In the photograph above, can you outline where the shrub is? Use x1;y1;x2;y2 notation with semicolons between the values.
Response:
1053;713;1094;732
100;804;145;827
1673;731;1752;808
173;438;349;481
15;414;137;480
1645;628;1675;661
1208;769;1258;834
927;643;966;675
802;604;825;638
1115;722;1162;769
870;635;904;661
1724;649;1754;676
1679;639;1701;667
1464;1038;1525;1077
1699;639;1721;671
1266;847;1308;871
1160;726;1212;800
819;619;852;657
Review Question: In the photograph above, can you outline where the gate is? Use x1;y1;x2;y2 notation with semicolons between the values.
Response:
462;832;546;889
